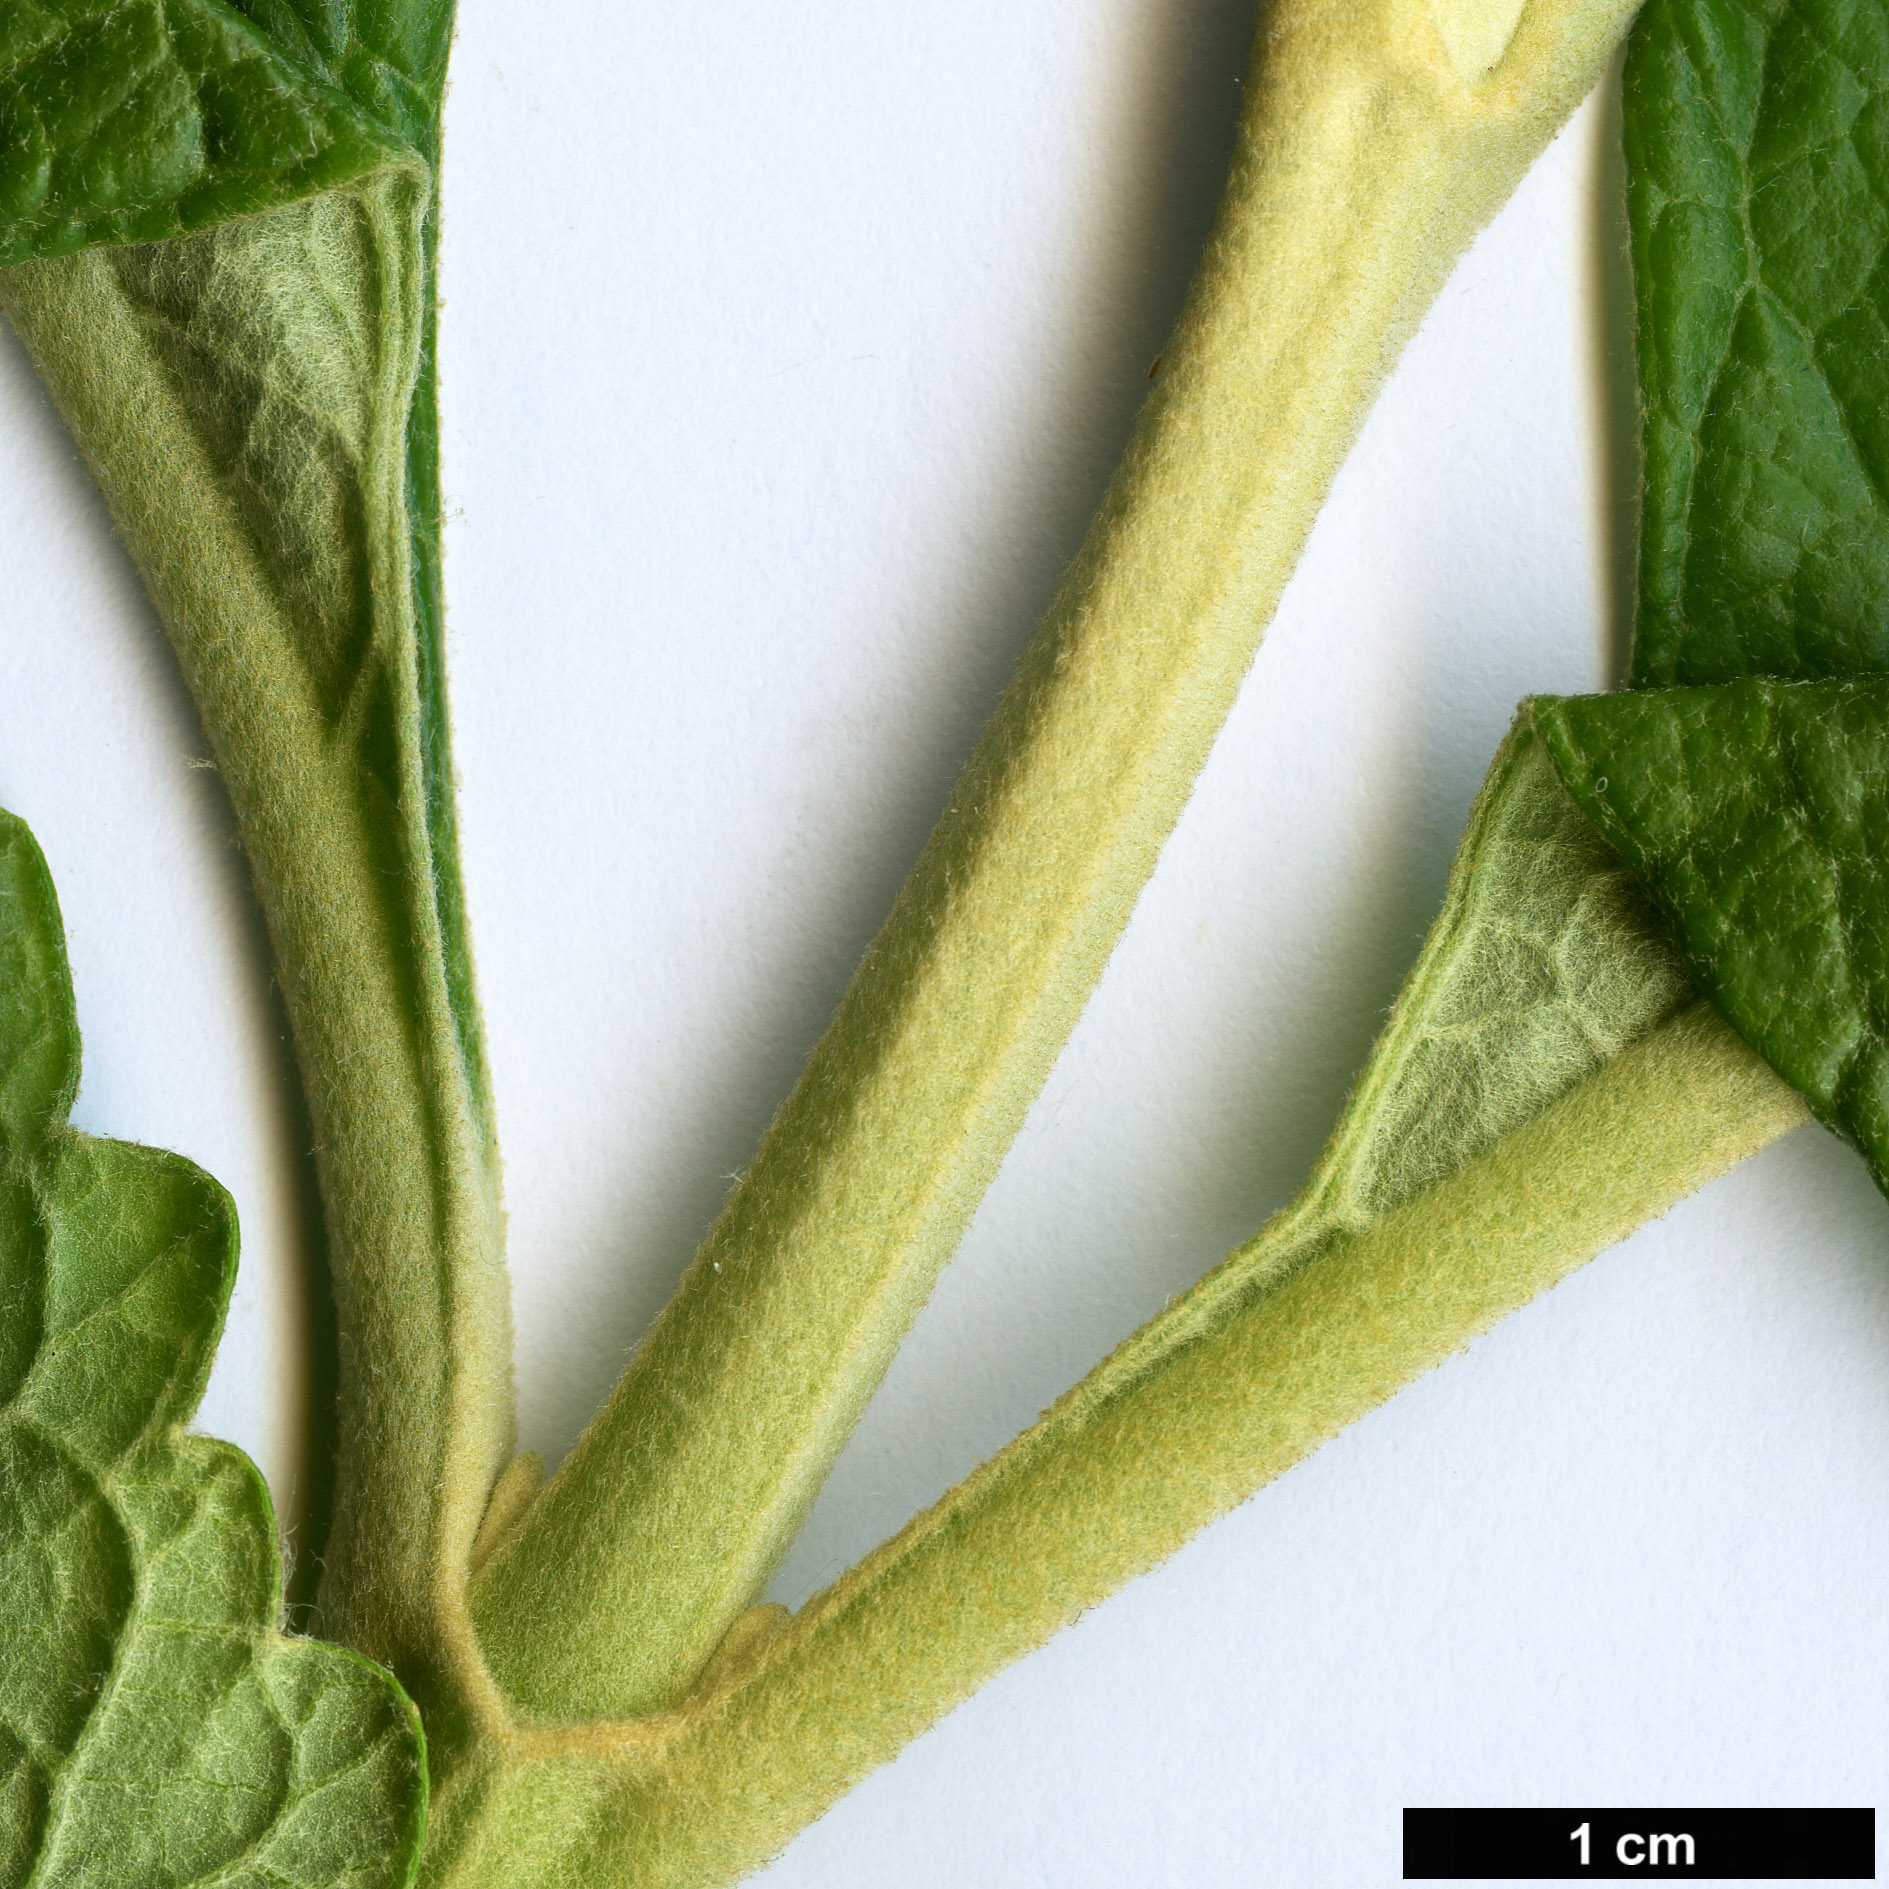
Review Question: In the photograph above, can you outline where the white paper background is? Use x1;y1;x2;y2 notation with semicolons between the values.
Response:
3;3;1886;1883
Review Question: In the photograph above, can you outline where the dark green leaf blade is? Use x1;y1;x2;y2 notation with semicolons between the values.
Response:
1526;0;1889;1197
1534;679;1889;1189
1626;0;1889;688
229;0;456;157
0;0;418;268
0;808;425;1887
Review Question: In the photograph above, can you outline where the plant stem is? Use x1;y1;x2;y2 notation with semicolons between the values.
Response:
429;999;1803;1887
0;184;513;1731
473;0;1646;1722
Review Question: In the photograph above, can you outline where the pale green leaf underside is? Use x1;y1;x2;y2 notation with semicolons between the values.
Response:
0;0;479;1133
1300;715;1694;1230
107;181;424;743
0;0;431;779
0;808;425;1887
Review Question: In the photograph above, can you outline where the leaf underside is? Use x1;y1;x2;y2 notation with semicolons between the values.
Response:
0;808;425;1886
0;0;480;1121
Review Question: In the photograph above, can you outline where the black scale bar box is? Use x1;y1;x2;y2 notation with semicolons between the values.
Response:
1403;1808;1874;1880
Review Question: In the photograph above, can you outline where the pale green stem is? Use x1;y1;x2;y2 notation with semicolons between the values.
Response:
472;0;1644;1721
0;182;513;1731
428;1001;1805;1887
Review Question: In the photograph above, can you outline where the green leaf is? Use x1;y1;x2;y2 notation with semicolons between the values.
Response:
225;0;455;156
1525;0;1889;1195
1535;678;1889;1190
0;0;416;267
1626;0;1889;688
0;807;426;1886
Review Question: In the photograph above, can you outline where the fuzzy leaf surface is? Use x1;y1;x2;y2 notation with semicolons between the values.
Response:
0;807;426;1886
209;0;468;1071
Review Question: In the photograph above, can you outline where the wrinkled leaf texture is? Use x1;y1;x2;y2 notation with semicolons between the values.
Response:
0;808;425;1885
1540;0;1889;1191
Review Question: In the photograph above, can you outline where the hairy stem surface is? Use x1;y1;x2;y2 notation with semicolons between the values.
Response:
474;0;1647;1723
1;186;512;1729
428;992;1802;1887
